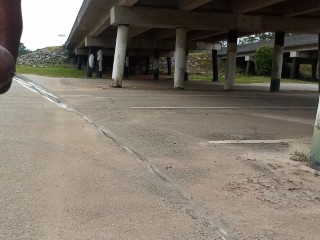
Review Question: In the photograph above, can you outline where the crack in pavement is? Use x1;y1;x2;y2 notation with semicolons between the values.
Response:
15;74;233;240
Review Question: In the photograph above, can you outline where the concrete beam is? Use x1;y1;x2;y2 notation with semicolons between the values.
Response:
75;48;89;56
66;0;118;49
232;0;286;14
76;48;173;57
88;0;142;37
196;42;215;50
188;30;225;41
85;36;196;50
290;51;310;59
155;29;177;40
119;0;140;6
110;6;320;33
178;0;212;11
245;55;254;61
88;13;111;37
281;0;320;17
128;1;209;39
129;27;150;38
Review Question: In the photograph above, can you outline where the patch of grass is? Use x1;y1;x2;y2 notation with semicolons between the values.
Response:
290;150;310;162
189;74;317;84
16;65;86;78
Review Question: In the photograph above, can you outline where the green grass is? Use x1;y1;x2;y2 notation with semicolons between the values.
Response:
189;74;318;84
16;64;318;84
16;65;86;78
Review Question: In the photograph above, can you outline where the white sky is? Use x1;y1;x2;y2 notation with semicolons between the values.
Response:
21;0;84;50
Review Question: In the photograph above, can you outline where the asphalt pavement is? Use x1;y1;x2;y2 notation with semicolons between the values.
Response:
1;75;320;240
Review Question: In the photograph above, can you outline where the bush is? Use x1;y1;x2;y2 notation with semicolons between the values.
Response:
254;46;273;76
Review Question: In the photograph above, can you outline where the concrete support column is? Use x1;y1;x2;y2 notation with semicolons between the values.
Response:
145;57;150;75
184;50;189;82
96;49;103;78
86;47;95;78
111;25;129;88
312;59;318;81
174;28;187;89
224;30;238;90
167;57;172;76
290;57;299;79
153;49;160;80
318;34;320;92
212;49;219;82
246;60;254;75
270;31;285;92
310;96;320;170
124;55;129;80
77;55;83;70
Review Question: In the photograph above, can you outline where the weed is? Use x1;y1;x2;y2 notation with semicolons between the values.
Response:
290;150;309;162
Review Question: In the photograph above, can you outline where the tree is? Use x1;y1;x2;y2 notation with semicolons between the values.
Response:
18;43;32;56
254;46;273;76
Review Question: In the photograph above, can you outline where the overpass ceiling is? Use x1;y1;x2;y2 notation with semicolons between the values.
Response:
66;0;320;52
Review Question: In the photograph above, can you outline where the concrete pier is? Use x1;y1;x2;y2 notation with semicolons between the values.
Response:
224;30;238;90
145;57;150;75
153;50;160;80
167;57;172;76
77;56;83;70
270;31;285;92
97;49;103;78
312;60;318;81
212;49;219;81
184;50;189;82
310;96;320;170
318;34;320;92
111;25;129;88
290;57;299;79
124;56;129;80
86;47;95;78
174;28;187;89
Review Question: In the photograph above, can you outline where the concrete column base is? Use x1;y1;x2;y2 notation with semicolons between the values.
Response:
270;79;280;92
174;87;184;90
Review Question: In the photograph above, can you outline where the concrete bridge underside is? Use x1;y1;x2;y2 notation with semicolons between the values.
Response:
66;0;320;92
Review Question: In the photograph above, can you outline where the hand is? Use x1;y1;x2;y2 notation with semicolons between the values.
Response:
0;0;22;94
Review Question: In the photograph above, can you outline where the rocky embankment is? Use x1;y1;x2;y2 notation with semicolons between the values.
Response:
17;46;72;66
17;46;214;76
